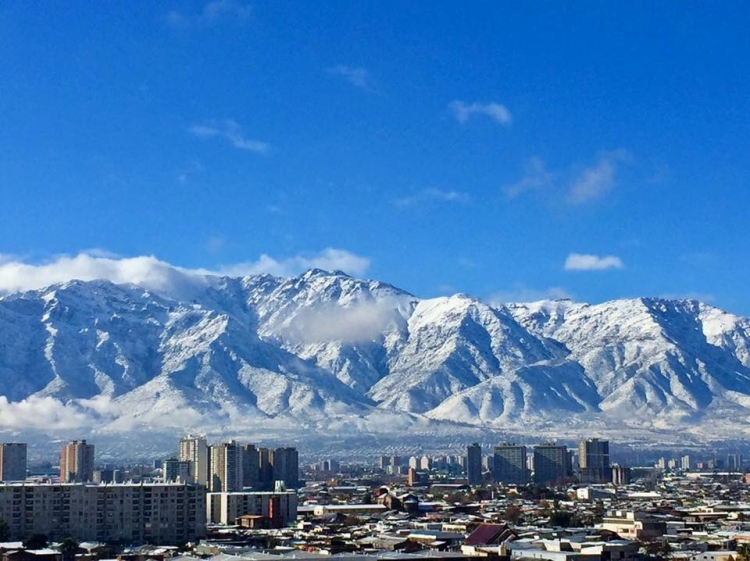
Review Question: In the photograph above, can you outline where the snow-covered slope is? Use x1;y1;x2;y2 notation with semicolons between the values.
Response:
2;270;750;438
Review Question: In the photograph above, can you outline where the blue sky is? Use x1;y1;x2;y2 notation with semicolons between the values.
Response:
1;1;749;312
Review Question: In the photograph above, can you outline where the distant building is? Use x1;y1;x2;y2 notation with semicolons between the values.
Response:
0;482;205;544
578;438;611;483
467;443;482;485
210;440;243;492
492;444;529;484
258;447;273;489
612;463;632;485
0;443;27;482
242;444;259;488
533;443;571;485
207;491;297;527
163;458;192;482
60;440;95;483
270;447;299;489
179;435;209;486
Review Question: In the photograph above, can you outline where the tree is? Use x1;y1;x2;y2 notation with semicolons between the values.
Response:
736;543;750;561
503;505;523;524
23;533;48;550
0;519;10;542
59;537;79;561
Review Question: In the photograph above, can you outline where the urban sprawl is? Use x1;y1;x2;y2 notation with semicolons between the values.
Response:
0;437;749;561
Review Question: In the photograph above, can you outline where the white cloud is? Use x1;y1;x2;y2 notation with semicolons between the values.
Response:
503;157;555;198
489;286;573;304
0;249;371;296
564;253;624;271
504;149;631;205
189;119;269;153
567;149;631;204
328;65;373;90
166;0;252;28
279;301;399;344
0;396;91;430
219;248;371;278
394;188;471;209
449;100;512;125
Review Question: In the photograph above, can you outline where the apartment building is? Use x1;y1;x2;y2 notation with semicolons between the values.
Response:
493;444;529;485
59;440;95;483
207;491;297;526
0;443;27;482
0;483;206;544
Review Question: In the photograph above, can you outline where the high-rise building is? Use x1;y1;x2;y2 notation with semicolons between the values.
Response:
242;444;259;488
467;443;482;485
728;453;743;471
258;447;273;490
578;438;611;483
611;463;631;485
179;435;209;486
533;444;571;485
492;444;529;484
0;443;27;482
270;447;299;489
163;458;192;482
210;440;243;492
60;440;95;483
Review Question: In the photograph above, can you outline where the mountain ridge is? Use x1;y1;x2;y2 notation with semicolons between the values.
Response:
1;269;748;441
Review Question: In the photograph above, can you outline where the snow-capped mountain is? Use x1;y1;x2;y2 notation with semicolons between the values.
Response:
1;269;750;440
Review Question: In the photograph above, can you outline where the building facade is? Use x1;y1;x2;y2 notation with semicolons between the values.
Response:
270;447;299;489
493;444;529;485
163;458;192;483
0;483;206;544
207;491;297;526
578;438;611;483
533;444;571;485
467;443;482;485
241;444;259;488
209;440;243;492
59;440;95;483
179;435;209;486
0;443;27;482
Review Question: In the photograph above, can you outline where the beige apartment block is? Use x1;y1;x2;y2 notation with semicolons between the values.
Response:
0;483;206;544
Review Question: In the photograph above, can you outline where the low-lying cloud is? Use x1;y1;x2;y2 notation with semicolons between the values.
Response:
279;300;402;344
0;249;371;296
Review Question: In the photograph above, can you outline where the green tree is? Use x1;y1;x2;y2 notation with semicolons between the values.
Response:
23;533;48;550
736;543;750;561
59;537;79;561
0;519;10;542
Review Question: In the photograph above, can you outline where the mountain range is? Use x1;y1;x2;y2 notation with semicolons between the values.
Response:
1;268;749;442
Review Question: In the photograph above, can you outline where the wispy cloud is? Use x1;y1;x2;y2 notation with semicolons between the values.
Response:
567;149;631;204
0;249;371;296
220;248;370;278
328;65;373;91
489;285;573;304
188;119;269;153
449;100;512;125
503;157;555;198
394;188;471;209
166;0;252;28
505;149;631;205
564;253;624;271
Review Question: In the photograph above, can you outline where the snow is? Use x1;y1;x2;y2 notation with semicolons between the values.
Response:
1;270;750;443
